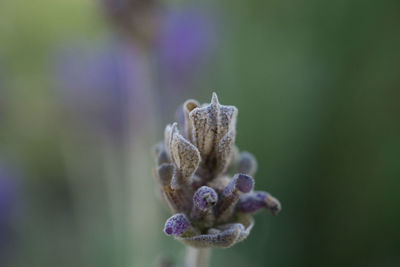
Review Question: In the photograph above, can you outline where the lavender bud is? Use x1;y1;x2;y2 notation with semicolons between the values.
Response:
191;186;218;227
217;174;254;222
237;191;281;216
237;152;257;176
193;186;218;211
164;213;190;237
223;174;254;196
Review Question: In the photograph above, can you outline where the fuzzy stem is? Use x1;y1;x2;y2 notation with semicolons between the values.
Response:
185;247;211;267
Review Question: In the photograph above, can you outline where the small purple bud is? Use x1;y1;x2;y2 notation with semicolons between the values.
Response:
224;174;254;196
236;174;254;193
237;191;281;215
164;213;190;237
193;186;218;211
237;192;268;213
217;174;254;222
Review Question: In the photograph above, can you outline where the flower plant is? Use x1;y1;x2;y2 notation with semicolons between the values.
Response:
154;93;281;267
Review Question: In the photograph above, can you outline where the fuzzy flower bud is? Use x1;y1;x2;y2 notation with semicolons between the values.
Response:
154;93;281;248
216;174;254;222
191;186;218;228
223;174;254;196
237;191;282;216
164;213;190;237
193;186;218;211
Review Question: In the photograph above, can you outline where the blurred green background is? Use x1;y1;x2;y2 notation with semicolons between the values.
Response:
1;0;400;266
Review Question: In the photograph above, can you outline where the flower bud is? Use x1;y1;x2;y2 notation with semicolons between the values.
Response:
191;186;218;227
193;186;218;211
155;93;281;249
164;213;190;237
223;174;254;196
217;174;254;222
237;191;281;216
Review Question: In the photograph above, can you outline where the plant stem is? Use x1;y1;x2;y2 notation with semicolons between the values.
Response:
185;247;211;267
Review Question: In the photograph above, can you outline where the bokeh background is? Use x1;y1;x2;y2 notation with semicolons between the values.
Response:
1;0;400;266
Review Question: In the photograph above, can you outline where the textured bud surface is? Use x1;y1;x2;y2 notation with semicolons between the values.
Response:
237;191;268;213
154;93;281;248
193;186;218;211
237;191;281;216
234;174;254;194
164;213;190;237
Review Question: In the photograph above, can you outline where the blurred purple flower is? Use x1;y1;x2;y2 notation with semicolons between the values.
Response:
157;6;218;88
0;166;18;225
0;161;20;261
55;5;221;135
0;67;6;123
54;39;148;139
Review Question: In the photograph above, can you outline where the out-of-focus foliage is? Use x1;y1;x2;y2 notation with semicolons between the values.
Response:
0;0;399;266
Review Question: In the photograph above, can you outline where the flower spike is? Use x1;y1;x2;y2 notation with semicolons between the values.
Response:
154;93;281;249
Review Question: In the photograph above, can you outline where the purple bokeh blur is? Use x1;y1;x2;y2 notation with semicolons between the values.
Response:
54;38;148;140
54;4;220;138
0;161;20;263
157;6;218;88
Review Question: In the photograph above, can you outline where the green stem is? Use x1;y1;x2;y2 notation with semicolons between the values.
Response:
185;247;211;267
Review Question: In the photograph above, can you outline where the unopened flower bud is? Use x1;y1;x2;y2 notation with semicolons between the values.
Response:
191;186;218;227
217;174;254;222
164;213;190;237
223;174;254;196
237;191;281;216
155;93;281;249
193;186;218;211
